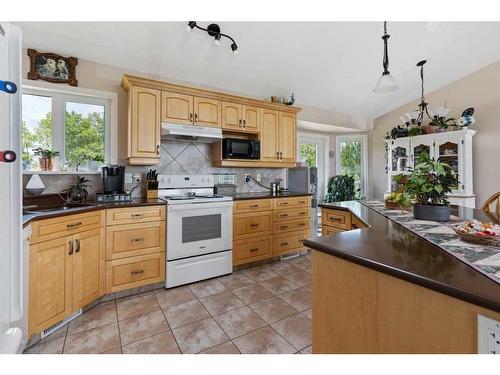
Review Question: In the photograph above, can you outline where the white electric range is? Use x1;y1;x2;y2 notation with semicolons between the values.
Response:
158;175;233;288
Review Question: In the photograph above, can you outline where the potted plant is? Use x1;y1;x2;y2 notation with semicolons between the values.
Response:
324;175;356;203
86;153;104;172
406;152;456;221
33;148;59;171
385;174;412;211
65;175;90;203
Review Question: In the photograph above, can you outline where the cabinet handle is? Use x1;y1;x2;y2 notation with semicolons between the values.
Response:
280;213;288;218
299;211;306;216
243;119;246;126
280;225;288;230
130;270;144;275
249;204;259;208
75;238;80;253
280;202;288;206
195;113;198;123
190;113;193;122
249;248;259;252
279;152;283;160
239;119;242;128
299;223;306;227
280;242;289;246
131;237;144;243
131;213;144;218
250;223;259;228
157;145;160;155
276;152;279;160
299;200;306;204
329;216;341;222
68;240;73;255
67;222;82;229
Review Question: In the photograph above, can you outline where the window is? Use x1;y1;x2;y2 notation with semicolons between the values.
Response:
336;135;367;199
21;89;110;171
299;143;318;168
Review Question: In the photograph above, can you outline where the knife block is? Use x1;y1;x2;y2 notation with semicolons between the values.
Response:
144;186;158;200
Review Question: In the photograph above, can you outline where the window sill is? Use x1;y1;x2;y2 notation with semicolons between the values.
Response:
22;171;101;175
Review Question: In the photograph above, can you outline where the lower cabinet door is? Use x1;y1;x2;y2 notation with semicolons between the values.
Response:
106;252;165;293
29;236;73;335
73;228;104;310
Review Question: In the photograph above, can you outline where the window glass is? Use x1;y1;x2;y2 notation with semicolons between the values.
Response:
65;102;105;167
339;140;362;198
21;94;53;170
300;143;318;167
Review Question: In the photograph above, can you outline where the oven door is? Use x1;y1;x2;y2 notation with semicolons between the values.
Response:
167;201;233;260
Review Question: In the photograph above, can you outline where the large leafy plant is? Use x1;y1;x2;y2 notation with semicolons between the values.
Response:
324;175;356;203
406;153;456;206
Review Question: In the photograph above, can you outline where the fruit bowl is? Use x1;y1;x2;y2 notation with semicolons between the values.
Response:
451;220;500;247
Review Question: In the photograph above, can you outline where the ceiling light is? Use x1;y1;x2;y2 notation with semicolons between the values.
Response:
185;21;239;55
231;43;239;56
185;21;196;33
373;21;398;94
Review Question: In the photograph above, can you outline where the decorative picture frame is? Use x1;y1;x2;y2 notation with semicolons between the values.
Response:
27;48;78;86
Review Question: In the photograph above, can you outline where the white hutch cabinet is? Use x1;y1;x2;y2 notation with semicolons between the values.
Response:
386;129;476;208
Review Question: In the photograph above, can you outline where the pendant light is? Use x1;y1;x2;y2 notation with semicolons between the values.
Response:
373;21;398;93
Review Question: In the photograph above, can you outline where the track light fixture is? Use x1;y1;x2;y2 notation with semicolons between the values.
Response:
185;21;239;55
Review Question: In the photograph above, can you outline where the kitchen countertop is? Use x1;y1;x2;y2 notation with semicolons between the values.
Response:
232;191;312;200
22;198;167;226
304;201;500;312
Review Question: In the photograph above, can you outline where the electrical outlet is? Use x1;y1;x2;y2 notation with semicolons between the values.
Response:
124;173;133;184
245;174;250;183
478;314;500;354
256;173;262;182
132;174;142;183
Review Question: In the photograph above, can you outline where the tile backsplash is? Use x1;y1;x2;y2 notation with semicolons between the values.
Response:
23;141;286;198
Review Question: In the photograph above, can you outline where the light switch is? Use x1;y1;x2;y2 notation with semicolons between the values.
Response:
478;314;500;354
124;173;133;184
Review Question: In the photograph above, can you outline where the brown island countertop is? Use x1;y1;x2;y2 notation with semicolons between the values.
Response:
304;201;500;313
22;198;167;226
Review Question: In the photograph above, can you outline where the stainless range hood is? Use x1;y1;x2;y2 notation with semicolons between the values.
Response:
161;122;223;143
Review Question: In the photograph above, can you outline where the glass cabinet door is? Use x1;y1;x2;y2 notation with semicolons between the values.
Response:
389;138;411;173
436;138;462;193
411;137;434;167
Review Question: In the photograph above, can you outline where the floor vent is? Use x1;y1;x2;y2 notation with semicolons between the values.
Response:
280;252;300;261
40;309;82;339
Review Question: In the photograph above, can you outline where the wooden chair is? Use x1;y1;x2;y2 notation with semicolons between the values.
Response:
481;192;500;215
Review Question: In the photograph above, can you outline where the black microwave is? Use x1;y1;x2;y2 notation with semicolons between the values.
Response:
222;138;260;160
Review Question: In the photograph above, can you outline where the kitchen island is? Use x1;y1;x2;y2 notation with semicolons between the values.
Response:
304;201;500;354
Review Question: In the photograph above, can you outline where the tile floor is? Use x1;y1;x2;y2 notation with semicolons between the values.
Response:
24;254;312;354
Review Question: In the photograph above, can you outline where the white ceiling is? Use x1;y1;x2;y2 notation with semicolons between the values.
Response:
14;21;500;125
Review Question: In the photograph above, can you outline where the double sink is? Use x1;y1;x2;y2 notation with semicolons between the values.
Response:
23;203;95;215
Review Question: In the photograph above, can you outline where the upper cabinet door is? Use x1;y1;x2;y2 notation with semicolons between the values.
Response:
72;228;103;310
221;102;242;131
161;91;193;125
411;135;434;167
29;236;73;335
242;105;261;132
194;97;222;128
279;112;296;162
129;86;161;162
261;109;279;161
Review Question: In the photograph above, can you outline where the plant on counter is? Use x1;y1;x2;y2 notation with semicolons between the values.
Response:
324;175;356;203
385;174;412;212
405;152;456;221
32;148;59;171
65;175;90;203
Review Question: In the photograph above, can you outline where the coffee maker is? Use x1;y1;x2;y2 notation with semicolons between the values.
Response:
96;165;130;202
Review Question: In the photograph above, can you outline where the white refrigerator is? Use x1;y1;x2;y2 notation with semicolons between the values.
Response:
0;22;25;354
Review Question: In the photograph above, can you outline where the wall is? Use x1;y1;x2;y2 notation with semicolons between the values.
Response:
20;50;285;196
370;60;500;206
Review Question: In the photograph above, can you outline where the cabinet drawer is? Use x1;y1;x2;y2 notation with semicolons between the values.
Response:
273;219;310;233
106;222;165;260
233;235;273;266
322;208;352;230
234;211;272;239
106;205;165;225
273;230;310;256
273;207;310;222
105;252;165;293
322;224;345;236
233;199;273;214
274;196;311;210
351;215;367;230
30;210;104;244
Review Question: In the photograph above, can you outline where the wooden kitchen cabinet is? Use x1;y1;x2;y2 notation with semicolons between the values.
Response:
29;213;105;336
234;211;273;239
233;235;273;266
72;228;105;310
193;97;221;127
128;85;161;165
261;109;280;161
222;102;260;132
321;206;368;236
29;236;73;336
279;112;297;162
161;91;193;124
